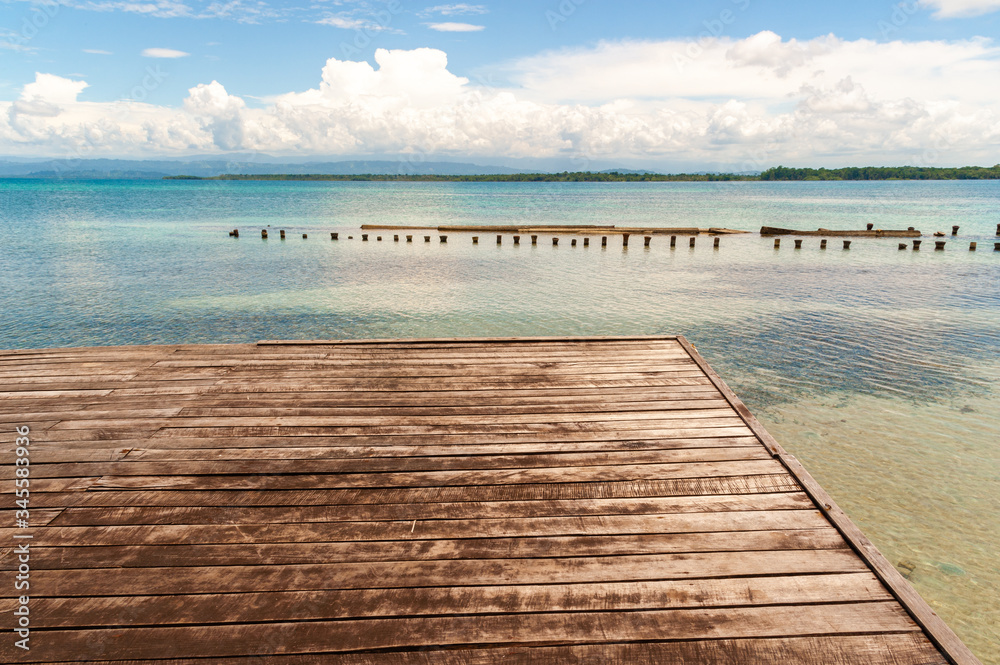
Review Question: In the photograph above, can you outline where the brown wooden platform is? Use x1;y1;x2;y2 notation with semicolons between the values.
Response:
0;336;980;663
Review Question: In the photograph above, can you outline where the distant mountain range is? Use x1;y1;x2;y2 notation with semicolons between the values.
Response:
0;158;534;178
0;159;544;179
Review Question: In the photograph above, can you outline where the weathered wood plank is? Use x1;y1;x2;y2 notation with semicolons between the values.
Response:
78;459;786;490
0;510;829;548
21;474;800;506
6;549;866;598
9;436;763;464
12;446;771;479
43;492;813;526
1;573;889;626
0;603;919;661
1;529;848;569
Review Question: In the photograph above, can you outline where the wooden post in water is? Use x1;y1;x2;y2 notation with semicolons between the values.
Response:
644;236;651;247
969;242;976;251
531;235;538;245
995;242;1000;251
472;236;478;244
935;241;946;250
393;234;398;242
912;240;921;250
302;233;307;239
362;234;368;241
424;236;431;243
774;238;780;249
377;236;382;241
794;239;802;249
713;237;720;249
843;240;851;249
996;223;1000;236
622;233;630;248
820;239;827;249
689;237;696;248
513;235;520;244
279;230;286;239
552;237;559;246
497;235;502;245
583;237;589;247
899;243;907;250
670;235;677;248
406;235;413;242
440;235;447;243
866;223;874;231
332;232;339;240
571;238;577;246
601;236;608;247
261;229;268;239
952;225;960;235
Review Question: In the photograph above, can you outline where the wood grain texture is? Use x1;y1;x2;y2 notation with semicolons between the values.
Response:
0;337;971;664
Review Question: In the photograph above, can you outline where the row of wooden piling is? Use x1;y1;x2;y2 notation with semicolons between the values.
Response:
774;238;998;251
233;229;1000;251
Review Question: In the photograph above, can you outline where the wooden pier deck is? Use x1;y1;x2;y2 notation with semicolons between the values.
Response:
0;336;980;664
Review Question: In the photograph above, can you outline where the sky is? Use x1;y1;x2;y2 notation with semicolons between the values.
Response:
1;0;1000;170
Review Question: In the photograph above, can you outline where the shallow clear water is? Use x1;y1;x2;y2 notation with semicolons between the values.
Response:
1;179;998;661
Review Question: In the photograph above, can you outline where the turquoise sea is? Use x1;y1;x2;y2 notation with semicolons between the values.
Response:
1;178;998;661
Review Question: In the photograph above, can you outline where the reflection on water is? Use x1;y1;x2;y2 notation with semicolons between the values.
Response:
0;179;998;662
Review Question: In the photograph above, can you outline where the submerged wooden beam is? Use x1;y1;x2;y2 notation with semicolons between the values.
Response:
761;226;922;238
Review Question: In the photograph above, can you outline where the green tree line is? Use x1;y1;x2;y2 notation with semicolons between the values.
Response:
759;165;1000;180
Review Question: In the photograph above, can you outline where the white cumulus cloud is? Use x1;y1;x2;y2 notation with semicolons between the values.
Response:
2;37;1000;169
